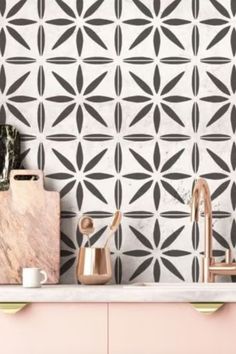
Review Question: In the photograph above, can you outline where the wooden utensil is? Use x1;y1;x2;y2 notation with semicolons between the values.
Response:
104;211;122;248
0;170;60;284
78;216;95;248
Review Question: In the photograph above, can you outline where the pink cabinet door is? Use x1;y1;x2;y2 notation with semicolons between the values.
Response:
109;303;236;354
0;303;107;354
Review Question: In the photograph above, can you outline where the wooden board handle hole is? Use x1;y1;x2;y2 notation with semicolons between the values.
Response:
14;175;39;181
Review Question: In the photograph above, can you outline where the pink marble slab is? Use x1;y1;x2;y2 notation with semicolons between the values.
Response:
0;170;60;284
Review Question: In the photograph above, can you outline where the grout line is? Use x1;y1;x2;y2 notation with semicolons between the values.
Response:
116;0;121;286
116;4;121;286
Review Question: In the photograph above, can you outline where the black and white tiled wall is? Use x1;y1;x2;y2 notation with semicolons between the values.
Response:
1;0;236;283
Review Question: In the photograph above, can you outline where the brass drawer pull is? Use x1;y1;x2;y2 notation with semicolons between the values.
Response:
191;302;224;315
0;303;29;314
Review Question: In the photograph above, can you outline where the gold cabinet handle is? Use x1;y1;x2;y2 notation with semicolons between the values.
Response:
0;303;29;314
191;302;224;315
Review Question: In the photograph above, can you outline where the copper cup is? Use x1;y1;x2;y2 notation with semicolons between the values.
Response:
77;247;112;285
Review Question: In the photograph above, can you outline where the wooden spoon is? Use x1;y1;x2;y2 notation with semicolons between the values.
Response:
104;211;122;248
78;216;95;248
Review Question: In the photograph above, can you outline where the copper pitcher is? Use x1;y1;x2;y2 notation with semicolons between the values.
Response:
77;247;112;285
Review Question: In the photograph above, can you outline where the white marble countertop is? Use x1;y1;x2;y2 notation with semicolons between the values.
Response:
0;283;236;302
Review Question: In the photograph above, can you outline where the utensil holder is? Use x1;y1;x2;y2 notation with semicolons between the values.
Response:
77;247;112;285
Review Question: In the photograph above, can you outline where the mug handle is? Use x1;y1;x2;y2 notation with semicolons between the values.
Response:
40;270;48;284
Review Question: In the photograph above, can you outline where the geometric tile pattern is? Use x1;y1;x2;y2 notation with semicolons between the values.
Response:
1;0;236;283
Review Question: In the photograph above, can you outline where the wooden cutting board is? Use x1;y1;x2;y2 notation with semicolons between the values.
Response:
0;170;60;284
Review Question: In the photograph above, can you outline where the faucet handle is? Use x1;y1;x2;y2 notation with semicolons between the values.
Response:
225;249;231;264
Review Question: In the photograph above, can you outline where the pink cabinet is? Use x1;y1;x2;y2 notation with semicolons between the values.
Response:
0;303;107;354
109;303;236;354
1;302;236;354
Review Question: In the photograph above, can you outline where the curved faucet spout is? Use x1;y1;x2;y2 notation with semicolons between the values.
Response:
191;178;212;223
191;179;213;282
191;179;236;282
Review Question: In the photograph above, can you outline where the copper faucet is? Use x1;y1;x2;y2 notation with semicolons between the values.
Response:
191;178;236;282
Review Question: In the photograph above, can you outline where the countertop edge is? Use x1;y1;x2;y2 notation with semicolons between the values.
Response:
0;284;235;303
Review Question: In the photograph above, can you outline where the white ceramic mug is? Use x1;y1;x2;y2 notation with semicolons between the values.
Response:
22;268;47;288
